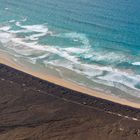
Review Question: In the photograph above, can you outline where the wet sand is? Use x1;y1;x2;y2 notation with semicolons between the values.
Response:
0;64;140;140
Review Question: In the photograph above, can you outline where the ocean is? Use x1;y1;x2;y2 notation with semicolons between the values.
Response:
0;0;140;102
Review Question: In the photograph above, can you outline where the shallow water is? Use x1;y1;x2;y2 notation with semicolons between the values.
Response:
0;0;140;101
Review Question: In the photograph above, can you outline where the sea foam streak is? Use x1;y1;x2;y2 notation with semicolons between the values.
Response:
132;62;140;66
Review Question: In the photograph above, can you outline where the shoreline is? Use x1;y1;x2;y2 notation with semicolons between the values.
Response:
0;54;140;109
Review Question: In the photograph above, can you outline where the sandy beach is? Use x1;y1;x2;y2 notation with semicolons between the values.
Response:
0;53;140;109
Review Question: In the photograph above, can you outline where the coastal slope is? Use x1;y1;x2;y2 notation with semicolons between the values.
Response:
0;64;140;140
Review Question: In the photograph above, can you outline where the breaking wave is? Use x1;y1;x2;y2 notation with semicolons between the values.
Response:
0;19;140;99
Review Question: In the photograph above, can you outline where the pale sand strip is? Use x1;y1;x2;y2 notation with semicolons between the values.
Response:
0;54;140;109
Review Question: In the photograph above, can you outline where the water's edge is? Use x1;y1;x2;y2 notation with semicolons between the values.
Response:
0;53;140;109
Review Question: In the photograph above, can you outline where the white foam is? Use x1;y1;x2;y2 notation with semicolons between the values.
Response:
132;62;140;66
0;32;13;43
22;25;48;33
16;22;48;33
63;47;86;54
0;26;11;31
25;32;47;41
9;20;16;23
31;53;50;60
21;17;27;22
5;7;9;10
57;32;130;65
57;32;91;48
14;22;52;40
84;50;129;64
9;29;30;34
10;37;78;64
97;72;140;92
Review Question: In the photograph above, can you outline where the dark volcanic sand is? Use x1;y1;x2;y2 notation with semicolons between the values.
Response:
0;64;140;140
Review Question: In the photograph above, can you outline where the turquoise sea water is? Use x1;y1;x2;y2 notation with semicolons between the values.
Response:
0;0;140;101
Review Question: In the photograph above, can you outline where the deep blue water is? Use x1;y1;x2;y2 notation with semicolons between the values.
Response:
0;0;140;101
